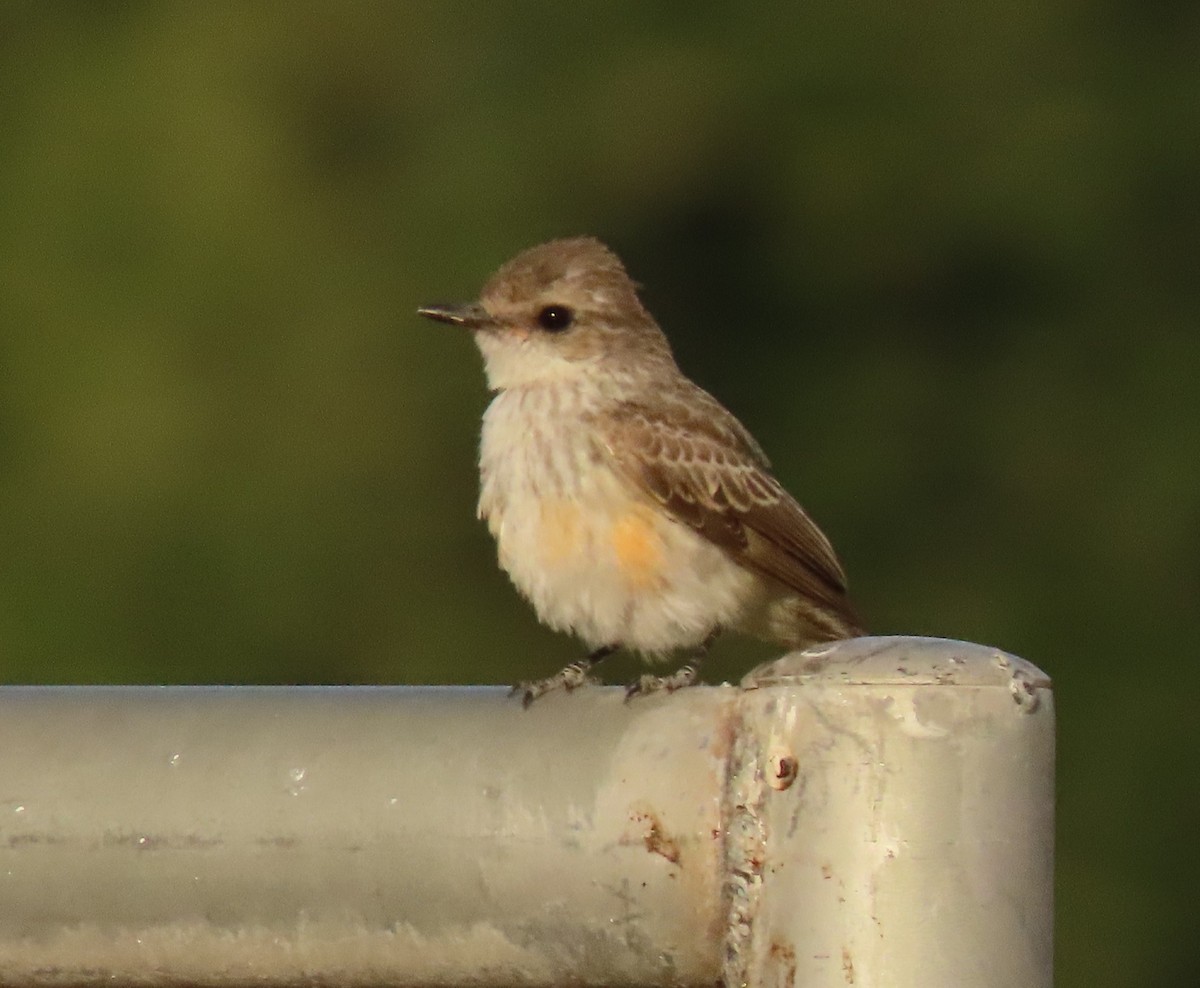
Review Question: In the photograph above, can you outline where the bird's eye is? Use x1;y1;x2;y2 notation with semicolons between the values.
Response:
536;305;574;332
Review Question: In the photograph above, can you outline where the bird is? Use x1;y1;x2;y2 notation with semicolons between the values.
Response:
418;237;863;705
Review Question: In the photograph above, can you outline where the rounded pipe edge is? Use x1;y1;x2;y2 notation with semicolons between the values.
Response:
742;635;1051;691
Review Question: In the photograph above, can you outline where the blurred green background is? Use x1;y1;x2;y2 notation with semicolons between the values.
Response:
1;2;1196;984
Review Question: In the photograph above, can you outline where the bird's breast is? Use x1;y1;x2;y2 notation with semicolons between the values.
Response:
473;385;758;652
477;388;671;587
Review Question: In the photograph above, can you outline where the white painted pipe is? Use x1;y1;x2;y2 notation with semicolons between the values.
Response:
727;637;1054;988
0;637;1052;987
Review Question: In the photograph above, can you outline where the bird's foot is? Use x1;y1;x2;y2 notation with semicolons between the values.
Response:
510;644;618;708
624;661;701;702
510;662;599;709
624;629;716;702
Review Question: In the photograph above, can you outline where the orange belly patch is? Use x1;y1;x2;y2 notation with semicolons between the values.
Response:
611;510;667;589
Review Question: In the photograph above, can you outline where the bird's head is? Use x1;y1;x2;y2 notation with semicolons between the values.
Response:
418;237;675;392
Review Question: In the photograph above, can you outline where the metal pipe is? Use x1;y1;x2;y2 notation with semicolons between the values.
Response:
725;637;1054;988
0;637;1053;987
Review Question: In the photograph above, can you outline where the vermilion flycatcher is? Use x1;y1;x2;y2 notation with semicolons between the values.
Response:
419;238;862;705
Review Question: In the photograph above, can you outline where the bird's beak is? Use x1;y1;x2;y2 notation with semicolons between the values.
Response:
416;302;494;329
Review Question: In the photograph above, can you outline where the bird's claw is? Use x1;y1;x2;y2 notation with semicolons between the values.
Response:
510;664;599;708
624;662;700;702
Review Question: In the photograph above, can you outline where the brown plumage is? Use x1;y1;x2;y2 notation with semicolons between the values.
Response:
419;236;863;703
595;387;863;640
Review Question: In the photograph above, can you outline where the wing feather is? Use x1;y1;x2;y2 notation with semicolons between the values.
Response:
594;391;862;633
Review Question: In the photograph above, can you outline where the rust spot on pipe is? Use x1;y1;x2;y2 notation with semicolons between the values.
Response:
841;946;855;984
626;805;681;864
767;941;796;988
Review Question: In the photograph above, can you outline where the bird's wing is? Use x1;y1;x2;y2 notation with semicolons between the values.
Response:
593;392;860;628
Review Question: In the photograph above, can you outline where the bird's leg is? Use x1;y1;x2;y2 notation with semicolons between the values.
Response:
625;628;720;701
512;643;619;709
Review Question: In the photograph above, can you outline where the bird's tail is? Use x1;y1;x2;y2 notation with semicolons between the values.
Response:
777;594;866;648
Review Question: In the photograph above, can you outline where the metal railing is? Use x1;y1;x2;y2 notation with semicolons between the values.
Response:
0;636;1053;987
